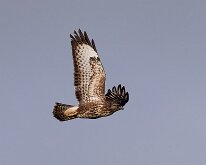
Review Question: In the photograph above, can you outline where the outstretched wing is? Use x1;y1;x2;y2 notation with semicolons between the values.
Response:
70;29;106;104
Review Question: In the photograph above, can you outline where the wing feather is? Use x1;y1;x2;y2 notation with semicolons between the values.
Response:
105;84;129;106
70;29;106;103
88;57;106;102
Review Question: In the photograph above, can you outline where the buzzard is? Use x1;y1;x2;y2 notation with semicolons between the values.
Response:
53;29;129;121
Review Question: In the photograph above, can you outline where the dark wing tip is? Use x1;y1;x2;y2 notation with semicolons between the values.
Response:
105;84;129;106
91;39;97;52
70;29;98;53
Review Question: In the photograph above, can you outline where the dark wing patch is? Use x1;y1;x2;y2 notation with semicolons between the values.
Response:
105;84;129;106
70;29;98;53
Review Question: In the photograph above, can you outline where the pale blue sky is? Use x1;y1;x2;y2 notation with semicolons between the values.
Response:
1;0;206;165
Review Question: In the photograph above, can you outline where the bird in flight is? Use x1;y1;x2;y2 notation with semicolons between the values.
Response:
53;29;129;121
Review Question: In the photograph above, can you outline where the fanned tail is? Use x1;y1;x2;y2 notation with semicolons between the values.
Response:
53;102;79;121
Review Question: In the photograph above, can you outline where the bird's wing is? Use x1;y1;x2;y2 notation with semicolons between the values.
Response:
70;29;106;104
105;84;129;106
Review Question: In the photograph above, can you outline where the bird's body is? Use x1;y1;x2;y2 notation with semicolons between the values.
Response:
53;29;129;121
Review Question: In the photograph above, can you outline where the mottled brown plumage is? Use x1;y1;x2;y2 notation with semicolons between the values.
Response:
53;29;129;121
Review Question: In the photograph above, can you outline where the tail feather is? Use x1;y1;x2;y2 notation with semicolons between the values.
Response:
53;102;78;121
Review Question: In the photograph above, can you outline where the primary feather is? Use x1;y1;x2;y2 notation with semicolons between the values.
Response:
53;29;129;121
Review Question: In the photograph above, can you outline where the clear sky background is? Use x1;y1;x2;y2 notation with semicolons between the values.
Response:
1;0;206;165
